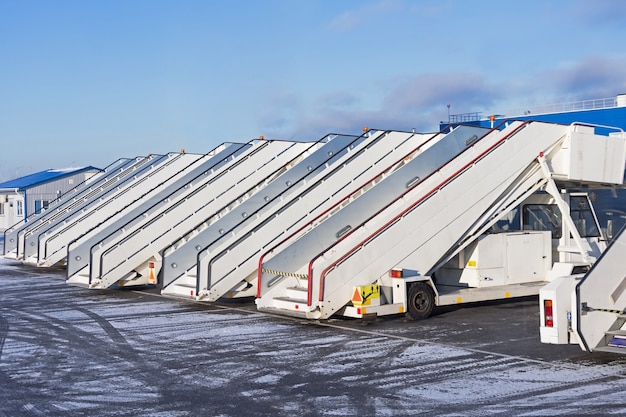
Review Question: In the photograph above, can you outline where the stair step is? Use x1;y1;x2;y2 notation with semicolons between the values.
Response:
606;329;626;337
284;286;308;301
168;273;197;287
66;272;91;287
606;330;626;349
258;306;309;319
593;346;626;354
23;257;38;265
162;274;198;298
272;296;311;312
162;284;197;298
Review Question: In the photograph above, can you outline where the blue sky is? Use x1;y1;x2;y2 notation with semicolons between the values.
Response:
1;0;625;181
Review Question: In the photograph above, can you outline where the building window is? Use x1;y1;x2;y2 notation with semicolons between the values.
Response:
16;200;23;216
35;200;50;214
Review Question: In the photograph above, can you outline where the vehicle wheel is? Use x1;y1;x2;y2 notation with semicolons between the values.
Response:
405;282;435;320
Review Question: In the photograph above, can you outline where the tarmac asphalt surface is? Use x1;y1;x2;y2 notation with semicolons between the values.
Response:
2;246;626;416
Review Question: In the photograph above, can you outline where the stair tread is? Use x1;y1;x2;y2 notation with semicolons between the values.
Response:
257;305;309;319
286;286;307;292
605;329;626;337
594;346;626;354
274;296;309;304
170;282;196;288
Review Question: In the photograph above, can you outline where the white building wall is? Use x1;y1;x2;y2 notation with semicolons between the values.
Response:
0;193;24;232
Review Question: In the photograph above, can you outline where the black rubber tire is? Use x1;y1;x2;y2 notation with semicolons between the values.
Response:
405;282;435;320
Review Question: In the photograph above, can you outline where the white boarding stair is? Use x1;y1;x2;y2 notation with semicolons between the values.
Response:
158;136;332;297
197;129;447;302
574;225;626;353
21;153;174;264
5;156;150;260
255;123;500;317
197;129;442;301
160;133;371;298
33;152;206;267
64;142;253;286
1;157;126;257
257;122;623;319
82;140;311;289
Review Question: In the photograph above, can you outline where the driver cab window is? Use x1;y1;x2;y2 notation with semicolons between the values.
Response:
570;196;600;238
523;204;562;238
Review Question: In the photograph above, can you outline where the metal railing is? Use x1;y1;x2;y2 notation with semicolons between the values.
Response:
449;96;622;124
449;112;482;123
515;97;618;116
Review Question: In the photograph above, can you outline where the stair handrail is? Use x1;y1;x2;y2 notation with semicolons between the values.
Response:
569;121;624;134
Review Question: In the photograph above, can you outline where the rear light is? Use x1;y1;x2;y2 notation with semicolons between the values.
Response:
544;299;554;327
389;269;403;278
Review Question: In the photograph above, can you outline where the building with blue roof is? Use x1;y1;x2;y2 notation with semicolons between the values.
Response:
440;94;626;133
0;166;102;232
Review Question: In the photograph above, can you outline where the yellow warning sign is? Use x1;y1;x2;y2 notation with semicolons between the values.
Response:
351;284;381;306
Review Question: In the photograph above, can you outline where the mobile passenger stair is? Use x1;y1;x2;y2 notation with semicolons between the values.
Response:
69;139;316;288
541;224;626;354
23;146;240;267
193;129;442;302
3;156;139;259
159;132;381;298
256;121;626;320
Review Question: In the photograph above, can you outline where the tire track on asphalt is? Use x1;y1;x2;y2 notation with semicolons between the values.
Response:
148;292;626;415
0;298;166;416
144;290;597;371
0;312;58;417
429;372;626;416
0;315;7;356
4;260;626;416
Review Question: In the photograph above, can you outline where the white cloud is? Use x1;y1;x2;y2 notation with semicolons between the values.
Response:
261;52;626;141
